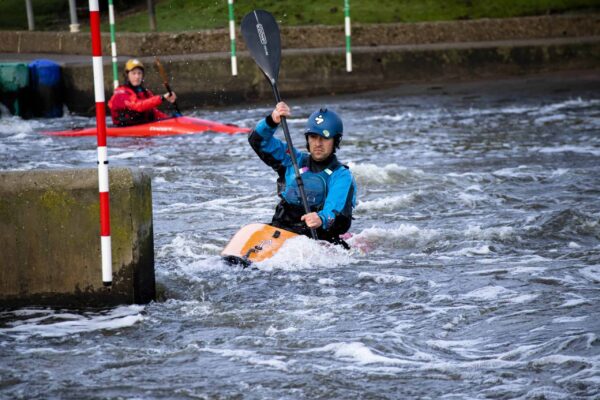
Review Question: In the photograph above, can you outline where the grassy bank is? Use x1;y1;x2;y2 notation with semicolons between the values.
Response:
1;0;598;32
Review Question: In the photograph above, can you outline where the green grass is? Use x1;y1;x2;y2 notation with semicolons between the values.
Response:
1;0;598;32
0;0;70;30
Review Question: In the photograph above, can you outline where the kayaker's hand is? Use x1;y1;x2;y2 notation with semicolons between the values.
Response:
301;212;322;229
163;92;177;103
271;102;290;124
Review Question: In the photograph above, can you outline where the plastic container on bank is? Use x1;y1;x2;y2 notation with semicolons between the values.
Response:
28;59;63;118
0;62;30;117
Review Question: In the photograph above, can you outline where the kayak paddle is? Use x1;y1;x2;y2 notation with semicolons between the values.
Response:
154;57;182;116
241;10;318;240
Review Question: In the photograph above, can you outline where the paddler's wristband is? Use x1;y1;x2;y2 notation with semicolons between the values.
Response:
265;114;279;128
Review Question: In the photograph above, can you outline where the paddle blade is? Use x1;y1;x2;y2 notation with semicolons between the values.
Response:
241;10;281;85
154;57;171;89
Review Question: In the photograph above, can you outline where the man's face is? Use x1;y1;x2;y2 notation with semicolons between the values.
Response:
308;134;334;162
127;68;144;86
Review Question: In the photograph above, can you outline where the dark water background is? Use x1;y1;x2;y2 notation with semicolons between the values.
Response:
1;72;599;399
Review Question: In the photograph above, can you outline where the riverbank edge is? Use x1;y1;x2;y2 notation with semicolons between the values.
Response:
61;36;600;114
1;14;599;114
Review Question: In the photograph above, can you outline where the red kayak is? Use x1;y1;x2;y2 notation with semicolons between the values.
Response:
42;116;251;137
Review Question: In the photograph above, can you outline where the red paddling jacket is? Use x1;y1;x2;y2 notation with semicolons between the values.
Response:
108;84;169;126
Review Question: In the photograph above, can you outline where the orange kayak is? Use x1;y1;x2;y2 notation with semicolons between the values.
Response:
42;116;251;137
221;223;299;266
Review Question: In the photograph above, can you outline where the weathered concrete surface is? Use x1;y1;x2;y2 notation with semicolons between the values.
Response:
0;168;155;308
0;14;598;55
57;36;600;114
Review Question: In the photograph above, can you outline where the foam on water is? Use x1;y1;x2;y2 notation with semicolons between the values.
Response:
348;223;516;255
349;224;441;251
256;236;355;271
357;272;410;284
304;342;414;365
492;166;540;180
155;196;273;219
457;191;489;208
0;305;145;339
157;233;209;259
463;225;514;241
348;162;425;185
363;112;414;122
533;145;600;156
265;325;299;336
426;338;486;352
447;245;493;256
356;192;420;212
0;115;43;135
558;296;590;308
534;97;599;114
552;316;589;324
200;347;289;371
534;114;567;125
461;285;516;301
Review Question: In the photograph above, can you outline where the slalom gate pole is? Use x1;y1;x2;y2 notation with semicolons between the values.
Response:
344;0;352;72
108;0;119;89
68;0;80;32
89;0;113;286
25;0;35;31
228;0;238;76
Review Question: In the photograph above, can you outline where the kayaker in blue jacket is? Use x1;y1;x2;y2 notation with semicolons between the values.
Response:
249;101;357;246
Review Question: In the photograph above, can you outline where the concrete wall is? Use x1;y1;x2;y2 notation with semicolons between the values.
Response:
0;168;155;308
0;14;598;55
60;37;600;114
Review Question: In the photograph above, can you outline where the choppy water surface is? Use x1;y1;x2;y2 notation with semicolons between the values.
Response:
1;74;599;399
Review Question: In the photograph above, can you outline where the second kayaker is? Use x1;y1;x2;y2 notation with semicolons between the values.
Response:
108;59;178;127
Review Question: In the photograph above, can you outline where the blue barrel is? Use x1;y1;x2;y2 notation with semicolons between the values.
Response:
28;59;63;118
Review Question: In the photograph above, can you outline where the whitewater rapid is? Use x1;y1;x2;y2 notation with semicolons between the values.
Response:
1;74;599;399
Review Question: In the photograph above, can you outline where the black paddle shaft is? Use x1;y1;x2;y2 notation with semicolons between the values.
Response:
273;83;316;235
241;10;317;240
164;82;182;115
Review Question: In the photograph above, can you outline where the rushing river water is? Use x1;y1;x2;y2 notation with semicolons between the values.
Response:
1;73;599;399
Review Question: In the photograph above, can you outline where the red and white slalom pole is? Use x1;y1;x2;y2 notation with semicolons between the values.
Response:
89;0;112;286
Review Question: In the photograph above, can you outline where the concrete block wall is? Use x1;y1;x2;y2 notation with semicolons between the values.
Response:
58;37;600;114
0;168;155;307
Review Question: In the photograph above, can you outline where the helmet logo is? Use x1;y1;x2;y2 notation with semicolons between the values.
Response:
315;115;324;124
323;130;330;137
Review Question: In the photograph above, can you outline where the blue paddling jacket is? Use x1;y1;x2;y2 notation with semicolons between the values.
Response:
249;116;357;242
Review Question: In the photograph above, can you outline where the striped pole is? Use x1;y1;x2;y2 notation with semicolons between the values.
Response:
344;0;352;72
228;0;238;76
108;0;119;89
89;0;113;286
